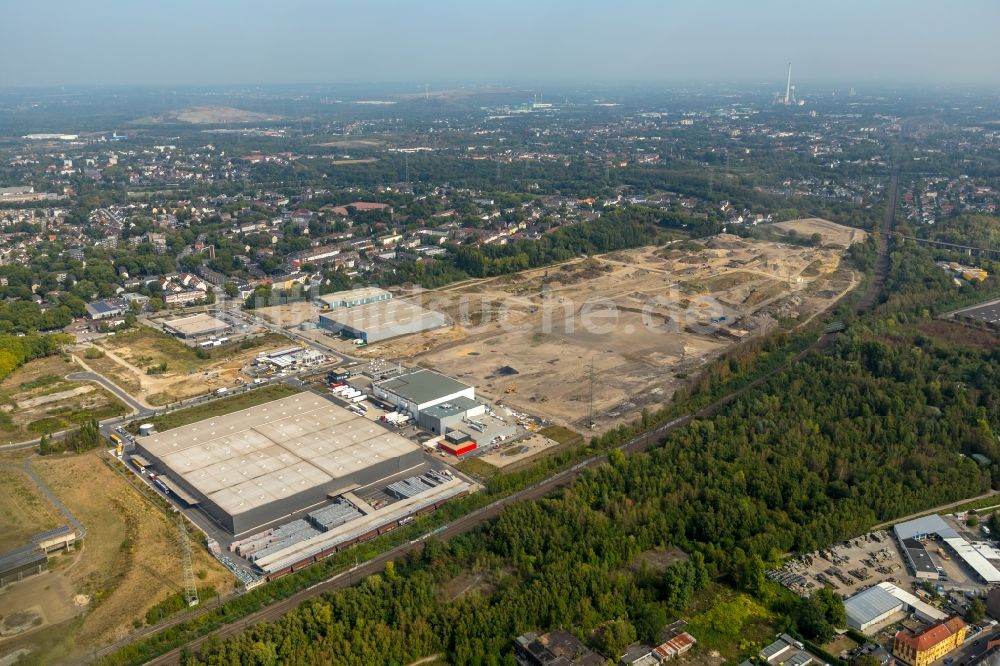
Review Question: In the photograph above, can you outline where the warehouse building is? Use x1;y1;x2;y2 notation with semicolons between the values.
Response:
373;367;474;417
85;298;129;320
162;312;232;339
893;514;1000;584
134;392;424;536
318;299;448;344
0;545;47;587
845;585;906;632
316;286;392;310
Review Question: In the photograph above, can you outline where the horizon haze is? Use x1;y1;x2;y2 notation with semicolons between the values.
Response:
2;0;999;89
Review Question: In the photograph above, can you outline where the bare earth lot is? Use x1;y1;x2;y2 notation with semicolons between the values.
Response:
477;433;562;469
771;217;867;247
136;105;283;124
371;227;860;432
91;328;290;406
248;220;861;434
0;355;128;443
0;451;233;664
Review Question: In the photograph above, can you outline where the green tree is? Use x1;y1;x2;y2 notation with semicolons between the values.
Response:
595;618;637;659
967;598;986;623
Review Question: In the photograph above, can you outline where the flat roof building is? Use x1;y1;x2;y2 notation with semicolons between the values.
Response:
318;299;448;344
162;313;232;338
373;367;474;417
0;545;47;587
845;585;906;632
316;286;391;310
135;392;423;536
86;298;129;320
876;582;947;624
901;538;939;579
894;515;959;541
894;515;1000;584
417;396;486;434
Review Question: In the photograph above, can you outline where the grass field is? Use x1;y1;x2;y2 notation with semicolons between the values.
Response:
0;355;129;443
139;383;301;432
13;451;235;662
0;461;62;551
538;425;584;447
455;457;501;480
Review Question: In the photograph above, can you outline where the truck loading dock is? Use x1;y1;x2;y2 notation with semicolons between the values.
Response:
134;392;424;536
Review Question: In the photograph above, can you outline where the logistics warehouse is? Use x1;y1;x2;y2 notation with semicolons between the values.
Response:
133;393;424;536
319;299;448;343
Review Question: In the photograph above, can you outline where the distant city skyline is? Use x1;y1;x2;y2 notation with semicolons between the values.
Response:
2;0;999;88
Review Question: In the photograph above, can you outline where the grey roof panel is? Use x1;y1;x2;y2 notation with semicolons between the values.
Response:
894;514;959;540
845;585;904;626
376;368;471;404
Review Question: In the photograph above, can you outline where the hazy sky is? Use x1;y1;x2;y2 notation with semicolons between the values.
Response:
3;0;999;88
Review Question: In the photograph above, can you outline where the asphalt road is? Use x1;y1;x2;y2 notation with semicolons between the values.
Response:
942;628;1000;666
66;371;154;417
100;164;907;666
136;327;837;666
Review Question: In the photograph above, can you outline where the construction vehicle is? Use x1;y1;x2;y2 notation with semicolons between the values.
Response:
505;383;517;394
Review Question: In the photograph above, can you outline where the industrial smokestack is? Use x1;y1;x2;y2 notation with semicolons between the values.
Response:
784;62;792;105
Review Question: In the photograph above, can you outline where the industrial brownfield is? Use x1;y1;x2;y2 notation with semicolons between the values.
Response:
90;328;290;406
380;223;862;431
0;355;129;444
0;451;233;665
253;220;862;432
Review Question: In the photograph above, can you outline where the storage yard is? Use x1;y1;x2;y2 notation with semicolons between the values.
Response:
769;513;1000;635
374;226;860;431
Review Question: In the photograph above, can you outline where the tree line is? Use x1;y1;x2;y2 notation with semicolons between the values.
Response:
176;233;1000;664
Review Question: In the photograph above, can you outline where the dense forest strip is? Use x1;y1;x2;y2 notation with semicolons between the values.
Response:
160;308;1000;665
104;323;850;664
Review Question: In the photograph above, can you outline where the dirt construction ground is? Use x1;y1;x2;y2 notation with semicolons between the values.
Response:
772;217;867;247
0;450;233;665
88;328;290;406
367;224;861;432
0;355;128;444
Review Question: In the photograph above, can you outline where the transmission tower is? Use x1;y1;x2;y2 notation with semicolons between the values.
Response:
176;513;199;607
587;357;596;430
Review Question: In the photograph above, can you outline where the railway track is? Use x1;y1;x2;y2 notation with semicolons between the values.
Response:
108;167;905;666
